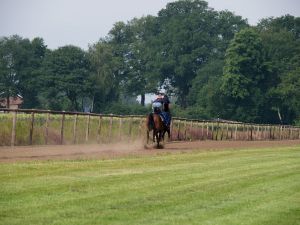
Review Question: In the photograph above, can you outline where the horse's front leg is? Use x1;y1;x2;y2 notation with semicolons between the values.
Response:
156;132;160;148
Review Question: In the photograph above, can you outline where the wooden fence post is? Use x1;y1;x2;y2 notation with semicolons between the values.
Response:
234;124;238;140
60;114;65;145
109;116;113;141
170;120;174;141
184;120;187;141
211;123;214;140
128;117;133;141
139;118;143;138
206;122;209;140
279;125;282;140
45;113;50;145
201;122;204;140
215;121;219;141
189;121;193;141
73;114;78;144
97;116;102;144
118;117;123;141
226;123;229;140
85;114;90;143
177;121;181;141
11;111;17;147
29;112;35;145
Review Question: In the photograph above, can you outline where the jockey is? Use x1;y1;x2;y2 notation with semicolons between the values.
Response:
152;92;171;128
152;92;164;113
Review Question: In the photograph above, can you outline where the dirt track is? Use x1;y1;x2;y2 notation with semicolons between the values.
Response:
0;140;300;163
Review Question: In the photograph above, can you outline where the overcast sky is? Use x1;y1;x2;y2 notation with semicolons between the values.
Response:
0;0;299;50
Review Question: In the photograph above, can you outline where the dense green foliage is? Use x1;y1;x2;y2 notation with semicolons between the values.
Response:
0;146;299;225
0;0;299;124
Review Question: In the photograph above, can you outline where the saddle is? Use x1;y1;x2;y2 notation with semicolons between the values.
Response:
149;112;169;129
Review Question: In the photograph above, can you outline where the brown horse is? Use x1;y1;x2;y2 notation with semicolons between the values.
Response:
146;113;170;148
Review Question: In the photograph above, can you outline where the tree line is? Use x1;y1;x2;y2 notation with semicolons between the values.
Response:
0;0;299;125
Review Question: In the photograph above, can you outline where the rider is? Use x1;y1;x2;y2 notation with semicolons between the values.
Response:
152;92;171;128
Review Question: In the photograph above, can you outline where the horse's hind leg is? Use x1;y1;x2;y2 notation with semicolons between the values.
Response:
167;128;171;140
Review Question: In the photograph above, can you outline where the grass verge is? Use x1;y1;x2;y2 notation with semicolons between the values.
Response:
0;146;299;225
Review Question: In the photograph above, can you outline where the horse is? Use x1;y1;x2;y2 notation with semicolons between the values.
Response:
146;113;170;148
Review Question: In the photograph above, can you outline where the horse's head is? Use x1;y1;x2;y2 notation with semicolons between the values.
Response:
152;113;164;131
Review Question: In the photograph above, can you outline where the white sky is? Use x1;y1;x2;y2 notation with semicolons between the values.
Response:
0;0;299;50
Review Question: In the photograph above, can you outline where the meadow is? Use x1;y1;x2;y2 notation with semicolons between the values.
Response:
0;145;299;225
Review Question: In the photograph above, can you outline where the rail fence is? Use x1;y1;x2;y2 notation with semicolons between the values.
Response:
0;108;300;146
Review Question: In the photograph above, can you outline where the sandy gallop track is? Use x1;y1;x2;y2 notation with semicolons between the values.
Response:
0;140;300;163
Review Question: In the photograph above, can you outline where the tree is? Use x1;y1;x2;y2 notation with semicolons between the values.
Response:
220;28;266;122
41;45;90;111
257;15;300;124
187;59;224;118
108;16;160;106
155;0;248;107
0;36;19;108
0;35;46;108
88;40;120;112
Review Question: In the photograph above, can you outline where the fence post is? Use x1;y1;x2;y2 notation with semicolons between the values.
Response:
109;115;113;141
220;123;224;140
73;114;78;144
211;123;214;140
201;122;204;140
60;114;65;145
170;120;174;141
97;116;102;144
128;117;133;141
11;111;17;147
45;113;50;145
177;120;181;141
139;118;143;138
206;122;209;140
29;112;35;145
189;121;193;141
184;120;187;140
226;123;229;140
215;121;219;140
247;125;249;140
118;117;123;141
85;114;90;143
234;124;238;140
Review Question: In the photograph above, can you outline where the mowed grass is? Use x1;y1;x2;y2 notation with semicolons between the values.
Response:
0;146;299;225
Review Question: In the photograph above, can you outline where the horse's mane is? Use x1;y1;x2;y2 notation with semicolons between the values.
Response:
152;113;164;131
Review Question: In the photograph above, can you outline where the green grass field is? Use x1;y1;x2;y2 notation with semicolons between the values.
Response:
0;146;299;225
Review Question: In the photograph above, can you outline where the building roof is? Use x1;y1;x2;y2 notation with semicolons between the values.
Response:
0;96;23;107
